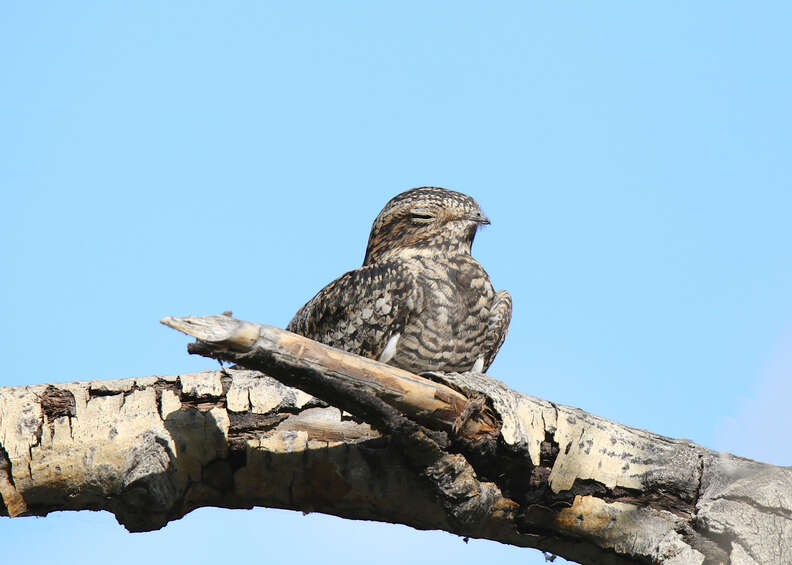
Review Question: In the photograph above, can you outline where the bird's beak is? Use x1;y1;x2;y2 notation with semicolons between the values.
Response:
470;212;490;225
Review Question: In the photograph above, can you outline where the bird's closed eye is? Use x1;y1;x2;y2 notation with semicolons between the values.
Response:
409;211;434;223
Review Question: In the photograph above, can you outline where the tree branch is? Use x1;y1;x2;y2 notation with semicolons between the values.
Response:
1;315;789;564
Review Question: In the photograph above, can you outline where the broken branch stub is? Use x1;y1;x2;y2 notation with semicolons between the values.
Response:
160;315;499;444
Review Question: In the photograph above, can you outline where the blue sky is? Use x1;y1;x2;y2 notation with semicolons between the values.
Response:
2;3;790;564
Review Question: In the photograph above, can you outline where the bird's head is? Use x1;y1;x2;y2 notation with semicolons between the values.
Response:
363;187;490;265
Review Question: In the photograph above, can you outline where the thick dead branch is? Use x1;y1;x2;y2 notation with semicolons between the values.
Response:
0;315;789;565
160;315;496;439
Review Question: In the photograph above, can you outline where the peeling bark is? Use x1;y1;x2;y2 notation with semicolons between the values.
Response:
1;315;790;565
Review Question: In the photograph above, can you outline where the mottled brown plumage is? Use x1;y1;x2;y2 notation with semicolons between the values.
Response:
287;187;512;374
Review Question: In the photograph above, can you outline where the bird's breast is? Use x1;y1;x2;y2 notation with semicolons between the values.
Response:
390;254;497;374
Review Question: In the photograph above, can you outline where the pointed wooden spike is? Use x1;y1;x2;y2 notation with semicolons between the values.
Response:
160;315;260;349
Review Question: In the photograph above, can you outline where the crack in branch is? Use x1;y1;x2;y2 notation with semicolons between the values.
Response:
715;494;792;520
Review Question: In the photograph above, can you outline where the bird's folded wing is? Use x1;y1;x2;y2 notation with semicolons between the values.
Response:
287;261;416;361
484;290;512;371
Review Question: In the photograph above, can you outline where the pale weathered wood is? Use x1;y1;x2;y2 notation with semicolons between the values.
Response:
161;315;792;564
161;315;499;442
1;315;790;565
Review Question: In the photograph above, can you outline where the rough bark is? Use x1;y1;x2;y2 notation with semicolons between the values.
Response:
1;315;789;565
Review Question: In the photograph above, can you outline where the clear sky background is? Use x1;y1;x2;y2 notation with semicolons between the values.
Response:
2;3;790;564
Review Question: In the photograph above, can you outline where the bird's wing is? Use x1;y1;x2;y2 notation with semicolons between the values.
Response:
287;260;417;361
483;289;512;371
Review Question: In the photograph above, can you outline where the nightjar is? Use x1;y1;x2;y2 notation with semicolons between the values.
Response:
287;186;511;375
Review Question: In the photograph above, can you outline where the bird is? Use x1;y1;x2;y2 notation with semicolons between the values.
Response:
287;186;511;375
